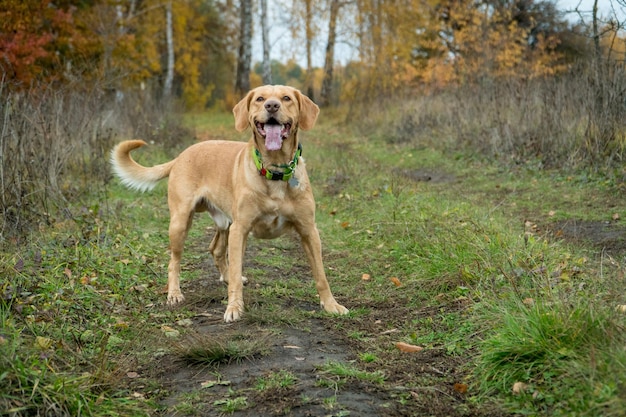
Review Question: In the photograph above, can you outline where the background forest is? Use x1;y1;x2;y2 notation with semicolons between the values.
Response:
1;0;625;233
1;0;625;241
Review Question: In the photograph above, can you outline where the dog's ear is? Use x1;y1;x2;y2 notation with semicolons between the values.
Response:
233;91;253;132
296;91;320;131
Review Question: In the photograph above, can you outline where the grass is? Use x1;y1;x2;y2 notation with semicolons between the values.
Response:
255;370;298;391
317;361;386;385
174;331;271;366
2;106;626;416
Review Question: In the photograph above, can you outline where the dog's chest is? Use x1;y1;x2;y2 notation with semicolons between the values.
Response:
251;191;296;239
252;210;292;239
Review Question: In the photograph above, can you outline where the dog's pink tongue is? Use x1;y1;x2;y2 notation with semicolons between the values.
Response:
265;125;283;151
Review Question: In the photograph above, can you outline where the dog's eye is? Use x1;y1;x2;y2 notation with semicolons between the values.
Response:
283;96;291;101
256;96;265;102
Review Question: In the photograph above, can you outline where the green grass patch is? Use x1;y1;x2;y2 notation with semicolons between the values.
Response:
255;370;298;391
317;361;385;385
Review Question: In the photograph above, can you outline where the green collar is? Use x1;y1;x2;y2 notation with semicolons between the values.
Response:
252;143;302;181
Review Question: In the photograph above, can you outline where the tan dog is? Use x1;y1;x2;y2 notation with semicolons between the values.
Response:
110;85;348;322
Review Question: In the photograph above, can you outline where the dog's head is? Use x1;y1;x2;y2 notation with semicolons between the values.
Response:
233;85;319;152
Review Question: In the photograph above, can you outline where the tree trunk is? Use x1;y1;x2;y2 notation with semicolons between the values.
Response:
163;0;175;99
321;0;340;107
260;0;272;84
304;0;315;100
235;0;253;96
592;0;601;72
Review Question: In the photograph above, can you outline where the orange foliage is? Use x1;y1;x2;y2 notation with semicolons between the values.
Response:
0;0;97;86
422;0;566;87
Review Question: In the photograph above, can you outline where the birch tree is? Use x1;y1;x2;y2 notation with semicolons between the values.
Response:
260;0;272;84
163;0;175;98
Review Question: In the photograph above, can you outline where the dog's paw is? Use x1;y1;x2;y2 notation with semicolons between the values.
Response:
321;300;349;315
219;275;248;285
224;303;244;322
167;291;185;306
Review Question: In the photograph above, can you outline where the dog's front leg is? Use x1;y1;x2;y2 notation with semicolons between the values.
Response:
299;224;349;315
223;222;248;322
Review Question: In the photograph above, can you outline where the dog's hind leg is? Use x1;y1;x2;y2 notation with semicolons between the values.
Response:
209;228;229;282
223;221;250;322
166;211;193;306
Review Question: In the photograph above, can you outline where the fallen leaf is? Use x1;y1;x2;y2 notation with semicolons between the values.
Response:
390;277;402;287
453;383;468;394
283;345;301;349
176;319;193;327
64;268;72;279
548;210;556;217
14;258;24;272
201;380;231;388
379;328;399;335
616;305;626;313
522;297;534;305
131;392;145;399
396;342;423;353
126;371;139;379
35;336;53;350
512;381;527;394
613;213;620;221
161;325;180;338
362;273;371;281
120;259;130;265
80;275;90;285
340;221;350;229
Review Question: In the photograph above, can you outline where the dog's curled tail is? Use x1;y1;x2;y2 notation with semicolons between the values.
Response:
110;140;175;192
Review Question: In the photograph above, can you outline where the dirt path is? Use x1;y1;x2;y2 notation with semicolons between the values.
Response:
158;311;398;416
150;229;487;417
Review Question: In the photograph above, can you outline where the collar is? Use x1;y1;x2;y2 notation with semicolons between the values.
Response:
252;143;302;181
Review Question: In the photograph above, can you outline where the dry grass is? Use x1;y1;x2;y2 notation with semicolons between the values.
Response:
0;81;189;241
375;60;626;172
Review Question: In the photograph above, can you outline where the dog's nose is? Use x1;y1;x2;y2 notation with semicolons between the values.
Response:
264;99;281;113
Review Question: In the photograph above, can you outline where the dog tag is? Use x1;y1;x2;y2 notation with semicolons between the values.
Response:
288;176;299;187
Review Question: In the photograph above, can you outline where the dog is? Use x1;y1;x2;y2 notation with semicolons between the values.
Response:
110;85;349;322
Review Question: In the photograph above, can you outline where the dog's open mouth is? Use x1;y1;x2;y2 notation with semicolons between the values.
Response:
255;118;291;151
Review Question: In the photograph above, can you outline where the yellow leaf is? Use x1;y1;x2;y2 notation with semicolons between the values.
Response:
35;336;53;350
390;277;402;287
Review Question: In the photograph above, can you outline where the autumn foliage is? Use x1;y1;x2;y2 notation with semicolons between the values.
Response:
0;0;96;86
1;0;623;104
